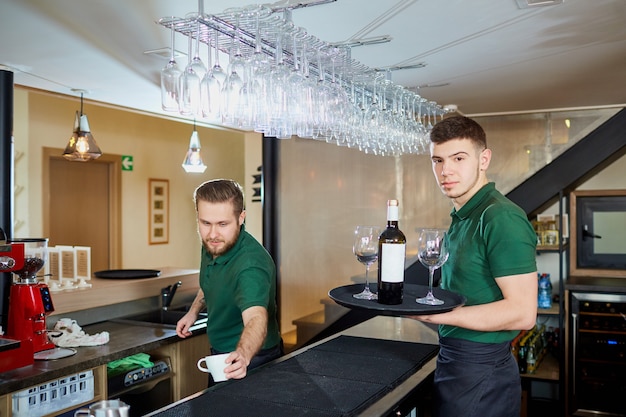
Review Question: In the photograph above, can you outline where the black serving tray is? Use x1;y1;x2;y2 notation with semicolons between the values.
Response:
94;269;161;279
329;283;465;315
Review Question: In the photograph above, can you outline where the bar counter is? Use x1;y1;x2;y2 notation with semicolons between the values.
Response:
148;316;439;417
0;321;182;395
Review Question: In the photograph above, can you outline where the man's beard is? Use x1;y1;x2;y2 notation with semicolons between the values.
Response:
203;228;240;257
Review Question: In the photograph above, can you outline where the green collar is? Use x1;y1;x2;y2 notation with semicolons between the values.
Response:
451;182;496;221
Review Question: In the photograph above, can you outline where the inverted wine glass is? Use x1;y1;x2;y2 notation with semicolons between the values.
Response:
160;17;182;112
179;33;201;116
416;228;449;305
221;8;245;126
353;225;382;300
210;26;227;86
200;30;221;121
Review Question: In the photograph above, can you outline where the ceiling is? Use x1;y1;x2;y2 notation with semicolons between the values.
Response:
2;0;625;128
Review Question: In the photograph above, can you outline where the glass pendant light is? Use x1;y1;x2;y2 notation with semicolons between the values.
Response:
182;120;207;173
63;91;102;161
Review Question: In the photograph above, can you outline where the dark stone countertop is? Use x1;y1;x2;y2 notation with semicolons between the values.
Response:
565;276;626;294
147;316;440;417
0;321;201;396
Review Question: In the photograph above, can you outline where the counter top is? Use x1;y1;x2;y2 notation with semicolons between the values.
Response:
341;316;439;417
0;320;198;396
49;267;199;316
0;313;438;417
149;316;439;417
0;267;201;397
565;275;626;293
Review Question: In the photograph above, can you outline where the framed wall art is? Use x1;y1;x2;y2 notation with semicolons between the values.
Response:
149;179;169;244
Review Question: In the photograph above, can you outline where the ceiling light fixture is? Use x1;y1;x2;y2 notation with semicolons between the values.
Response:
62;90;102;162
181;119;207;173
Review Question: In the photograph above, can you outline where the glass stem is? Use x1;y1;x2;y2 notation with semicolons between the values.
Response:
364;265;370;288
170;23;176;62
428;267;435;294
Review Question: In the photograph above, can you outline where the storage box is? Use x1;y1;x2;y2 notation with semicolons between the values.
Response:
12;370;94;416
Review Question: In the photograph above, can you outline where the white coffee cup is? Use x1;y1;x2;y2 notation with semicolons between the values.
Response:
197;353;230;382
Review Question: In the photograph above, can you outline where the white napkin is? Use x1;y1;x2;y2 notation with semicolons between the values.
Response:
49;318;110;347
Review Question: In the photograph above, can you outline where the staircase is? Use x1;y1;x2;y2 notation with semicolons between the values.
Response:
284;298;349;353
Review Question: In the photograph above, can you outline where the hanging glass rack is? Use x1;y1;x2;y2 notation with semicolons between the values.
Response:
157;4;446;155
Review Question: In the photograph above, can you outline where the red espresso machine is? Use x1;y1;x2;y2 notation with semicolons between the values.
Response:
0;235;55;372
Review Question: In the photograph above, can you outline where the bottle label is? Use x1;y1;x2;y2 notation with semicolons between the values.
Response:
380;243;405;283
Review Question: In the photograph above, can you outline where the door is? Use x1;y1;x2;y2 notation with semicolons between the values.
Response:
44;148;121;274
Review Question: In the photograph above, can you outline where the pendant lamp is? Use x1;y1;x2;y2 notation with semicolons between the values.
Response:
182;120;207;173
63;91;102;162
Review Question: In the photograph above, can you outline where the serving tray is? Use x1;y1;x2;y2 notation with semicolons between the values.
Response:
329;283;466;315
94;269;161;279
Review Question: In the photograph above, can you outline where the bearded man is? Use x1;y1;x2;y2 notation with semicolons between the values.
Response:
177;179;282;385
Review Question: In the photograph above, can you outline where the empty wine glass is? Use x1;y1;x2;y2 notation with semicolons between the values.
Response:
179;33;201;116
210;26;227;86
160;17;183;112
353;225;382;300
200;28;221;121
221;8;245;126
416;228;449;305
188;17;207;79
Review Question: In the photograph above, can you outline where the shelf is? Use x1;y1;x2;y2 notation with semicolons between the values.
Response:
537;304;559;316
521;352;559;381
536;245;560;252
537;242;569;253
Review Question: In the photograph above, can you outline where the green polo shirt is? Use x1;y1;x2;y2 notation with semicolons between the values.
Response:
440;182;537;344
199;224;281;352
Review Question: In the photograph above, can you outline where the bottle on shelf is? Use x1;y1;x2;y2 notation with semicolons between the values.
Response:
526;345;536;374
377;199;406;305
538;273;553;309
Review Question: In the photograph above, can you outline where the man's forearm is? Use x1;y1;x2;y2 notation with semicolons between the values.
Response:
189;289;206;315
237;307;268;365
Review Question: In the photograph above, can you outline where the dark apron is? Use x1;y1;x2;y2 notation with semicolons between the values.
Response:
434;336;521;417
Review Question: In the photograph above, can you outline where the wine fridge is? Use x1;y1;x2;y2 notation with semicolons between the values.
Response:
569;292;626;416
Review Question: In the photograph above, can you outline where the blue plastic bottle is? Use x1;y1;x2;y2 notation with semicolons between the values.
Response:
538;273;553;309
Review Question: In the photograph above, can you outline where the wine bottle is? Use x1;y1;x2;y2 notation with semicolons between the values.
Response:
377;199;406;305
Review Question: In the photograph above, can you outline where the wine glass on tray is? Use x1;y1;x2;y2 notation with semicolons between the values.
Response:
416;228;449;306
352;225;382;300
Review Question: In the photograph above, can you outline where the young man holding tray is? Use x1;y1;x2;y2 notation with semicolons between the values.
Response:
410;116;538;417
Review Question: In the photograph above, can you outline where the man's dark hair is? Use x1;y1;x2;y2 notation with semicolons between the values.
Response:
430;116;487;150
194;179;245;216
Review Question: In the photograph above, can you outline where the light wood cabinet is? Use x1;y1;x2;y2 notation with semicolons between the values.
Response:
149;335;210;402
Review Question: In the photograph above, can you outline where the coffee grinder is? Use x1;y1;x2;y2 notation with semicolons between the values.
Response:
0;234;55;372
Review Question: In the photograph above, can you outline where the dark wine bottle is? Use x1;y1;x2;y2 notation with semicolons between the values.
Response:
377;199;406;305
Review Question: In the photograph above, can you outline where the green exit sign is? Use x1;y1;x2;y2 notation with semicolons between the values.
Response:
121;155;134;171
